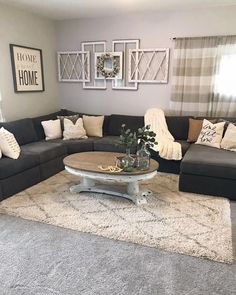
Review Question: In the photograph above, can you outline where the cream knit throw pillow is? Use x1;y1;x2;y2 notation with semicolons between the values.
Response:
0;127;21;159
63;118;88;140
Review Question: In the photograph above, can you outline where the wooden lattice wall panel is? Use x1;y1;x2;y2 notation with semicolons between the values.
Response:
128;48;169;83
57;51;90;82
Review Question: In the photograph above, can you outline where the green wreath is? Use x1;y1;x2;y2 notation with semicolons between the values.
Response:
97;53;120;78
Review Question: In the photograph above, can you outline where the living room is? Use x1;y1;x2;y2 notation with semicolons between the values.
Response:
0;0;235;294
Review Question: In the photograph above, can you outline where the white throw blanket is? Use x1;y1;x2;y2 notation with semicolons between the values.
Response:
145;108;182;160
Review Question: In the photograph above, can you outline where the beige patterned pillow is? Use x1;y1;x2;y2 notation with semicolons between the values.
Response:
83;115;104;137
41;119;62;140
221;123;236;152
63;118;88;140
0;127;21;159
195;119;225;149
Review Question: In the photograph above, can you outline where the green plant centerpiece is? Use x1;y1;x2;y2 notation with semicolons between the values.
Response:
136;125;157;170
116;124;137;172
137;125;157;148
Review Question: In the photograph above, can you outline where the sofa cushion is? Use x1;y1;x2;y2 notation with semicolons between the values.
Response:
82;113;110;136
83;115;104;137
195;120;225;149
221;123;236;152
94;136;136;153
0;118;37;146
63;118;87;140
187;118;204;143
57;114;80;130
181;144;236;180
102;116;110;136
51;138;94;154
0;153;39;179
22;141;66;163
108;114;144;136
175;140;190;156
166;116;190;140
32;110;67;140
0;127;21;159
65;111;110;136
41;119;62;141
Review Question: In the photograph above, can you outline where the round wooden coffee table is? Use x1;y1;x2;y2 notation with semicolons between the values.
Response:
63;151;159;205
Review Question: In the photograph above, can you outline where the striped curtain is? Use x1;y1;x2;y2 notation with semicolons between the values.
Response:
170;36;236;117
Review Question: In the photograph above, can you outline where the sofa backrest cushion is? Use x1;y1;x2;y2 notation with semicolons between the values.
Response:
108;114;144;136
66;110;80;116
32;110;67;140
102;116;110;136
0;118;38;146
166;116;190;140
224;117;236;123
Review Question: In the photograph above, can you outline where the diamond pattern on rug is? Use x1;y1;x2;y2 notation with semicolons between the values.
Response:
0;171;233;263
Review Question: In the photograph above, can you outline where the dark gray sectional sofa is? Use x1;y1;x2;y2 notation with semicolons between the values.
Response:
0;109;235;201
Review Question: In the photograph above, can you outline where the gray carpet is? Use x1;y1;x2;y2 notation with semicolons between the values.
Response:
0;214;236;295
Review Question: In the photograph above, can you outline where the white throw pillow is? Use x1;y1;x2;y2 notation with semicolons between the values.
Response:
195;119;225;148
0;127;21;159
63;118;88;140
41;119;62;140
83;115;104;137
221;123;236;152
0;149;2;159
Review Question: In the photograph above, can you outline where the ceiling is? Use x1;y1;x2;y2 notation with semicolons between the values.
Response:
0;0;236;20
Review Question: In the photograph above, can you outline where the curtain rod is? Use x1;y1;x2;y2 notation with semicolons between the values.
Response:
171;34;236;40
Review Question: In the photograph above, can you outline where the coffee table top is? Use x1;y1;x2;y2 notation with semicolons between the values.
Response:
63;151;159;176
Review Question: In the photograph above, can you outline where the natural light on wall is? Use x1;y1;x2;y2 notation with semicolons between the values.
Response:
214;53;236;97
0;91;4;122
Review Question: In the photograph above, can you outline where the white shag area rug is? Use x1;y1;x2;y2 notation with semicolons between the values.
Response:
0;171;233;263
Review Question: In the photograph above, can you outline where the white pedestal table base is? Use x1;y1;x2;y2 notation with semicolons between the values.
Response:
66;166;157;206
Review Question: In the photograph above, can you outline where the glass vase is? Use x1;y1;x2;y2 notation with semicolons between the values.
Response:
120;148;135;172
136;144;150;170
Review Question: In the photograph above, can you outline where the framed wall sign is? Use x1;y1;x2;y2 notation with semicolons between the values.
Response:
10;44;45;92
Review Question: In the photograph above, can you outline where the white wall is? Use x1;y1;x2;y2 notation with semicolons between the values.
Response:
0;4;59;121
56;6;236;116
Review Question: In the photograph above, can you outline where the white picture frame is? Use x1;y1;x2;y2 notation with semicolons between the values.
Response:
129;48;169;83
81;41;107;89
57;51;90;82
112;39;139;90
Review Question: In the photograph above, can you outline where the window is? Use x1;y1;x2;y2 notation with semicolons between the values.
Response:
215;53;236;97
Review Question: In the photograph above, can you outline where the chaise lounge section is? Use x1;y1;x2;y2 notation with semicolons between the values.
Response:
180;144;236;199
